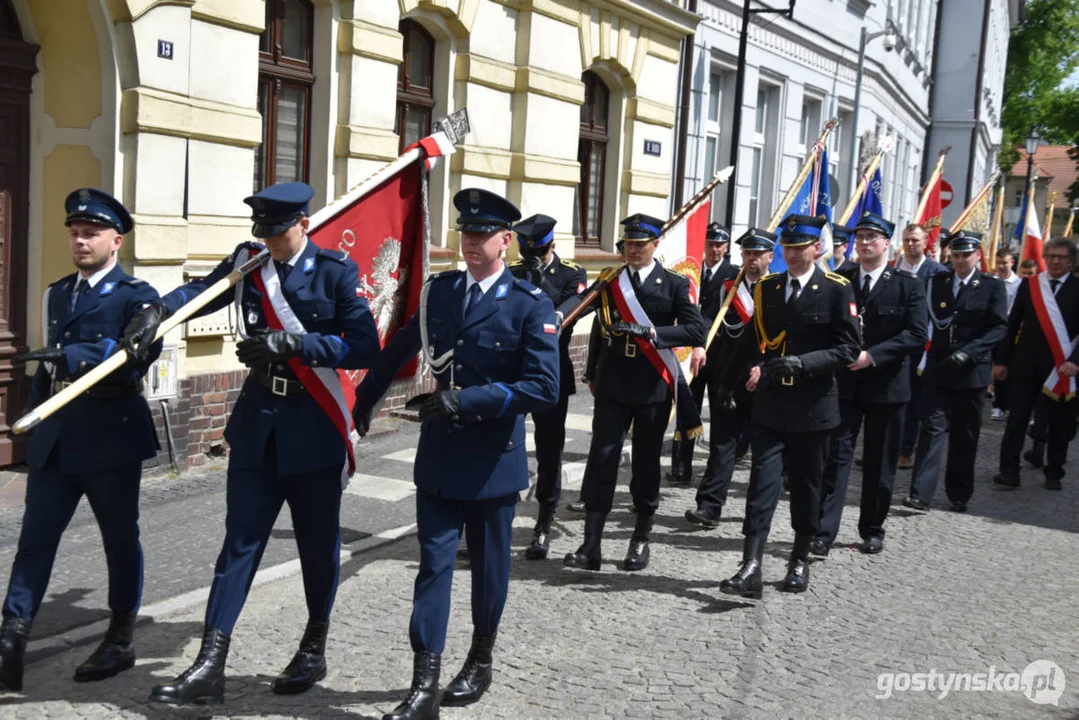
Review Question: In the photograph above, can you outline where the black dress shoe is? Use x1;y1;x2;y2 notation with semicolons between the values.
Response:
854;456;864;468
622;515;652;571
524;524;551;560
780;536;812;593
0;616;31;692
684;506;721;528
563;511;604;570
149;626;230;705
809;539;830;557
948;501;968;513
384;651;441;720
902;496;930;511
273;620;328;694
1044;469;1063;490
665;471;686;485
442;631;495;707
992;471;1020;489
74;612;137;683
1023;449;1045;468
862;536;884;554
719;536;765;599
567;499;586;513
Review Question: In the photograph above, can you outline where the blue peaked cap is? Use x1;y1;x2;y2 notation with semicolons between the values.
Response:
245;182;315;238
64;188;134;234
454;188;521;232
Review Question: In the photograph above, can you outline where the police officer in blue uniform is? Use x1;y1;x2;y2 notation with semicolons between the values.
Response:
814;213;927;556
0;189;161;692
123;182;380;704
507;214;586;560
352;189;559;720
561;214;706;573
718;215;859;598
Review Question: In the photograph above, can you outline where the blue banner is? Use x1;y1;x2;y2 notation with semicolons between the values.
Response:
773;146;832;272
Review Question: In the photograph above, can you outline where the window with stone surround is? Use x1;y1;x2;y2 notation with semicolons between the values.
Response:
574;71;609;248
396;19;435;154
255;0;314;191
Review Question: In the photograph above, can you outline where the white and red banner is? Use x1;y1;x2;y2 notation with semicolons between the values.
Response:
1029;271;1076;400
655;198;708;376
915;172;944;255
1020;197;1046;273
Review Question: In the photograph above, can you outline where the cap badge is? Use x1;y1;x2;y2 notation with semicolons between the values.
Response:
78;189;91;203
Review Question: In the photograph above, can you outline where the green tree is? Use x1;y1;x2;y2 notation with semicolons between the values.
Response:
999;0;1079;186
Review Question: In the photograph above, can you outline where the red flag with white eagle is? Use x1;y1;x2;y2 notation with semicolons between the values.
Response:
306;130;456;413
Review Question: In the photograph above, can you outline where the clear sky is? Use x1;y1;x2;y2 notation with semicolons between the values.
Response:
1065;67;1079;88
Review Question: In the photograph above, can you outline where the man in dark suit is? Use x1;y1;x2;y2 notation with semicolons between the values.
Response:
353;189;560;720
124;183;381;705
831;225;858;273
718;215;860;598
814;213;927;556
993;236;1079;491
669;222;737;484
685;228;775;528
904;231;1008;512
894;222;947;469
507;215;586;559
0;189;161;692
562;214;706;572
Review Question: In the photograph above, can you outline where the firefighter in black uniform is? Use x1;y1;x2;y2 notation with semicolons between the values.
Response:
718;215;859;598
814;213;927;556
669;223;737;484
685;228;776;528
904;231;1007;512
508;214;587;559
561;214;706;572
831;224;858;273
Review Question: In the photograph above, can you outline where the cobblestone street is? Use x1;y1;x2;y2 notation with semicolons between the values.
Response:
1;399;1076;718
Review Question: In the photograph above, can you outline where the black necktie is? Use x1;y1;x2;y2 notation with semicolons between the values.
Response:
463;283;482;319
70;281;89;312
275;260;292;284
632;270;642;289
787;279;801;311
860;274;871;308
703;267;713;285
955;280;966;301
1051;279;1061;295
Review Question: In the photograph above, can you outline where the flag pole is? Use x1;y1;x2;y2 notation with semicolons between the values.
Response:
837;149;885;226
986;177;1005;270
688;118;838;386
948;171;1000;233
1042;190;1059;239
1064;207;1076;238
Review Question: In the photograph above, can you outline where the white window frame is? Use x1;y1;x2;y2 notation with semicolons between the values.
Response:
749;82;781;227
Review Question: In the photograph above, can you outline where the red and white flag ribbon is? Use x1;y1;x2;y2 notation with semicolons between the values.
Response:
1030;272;1076;400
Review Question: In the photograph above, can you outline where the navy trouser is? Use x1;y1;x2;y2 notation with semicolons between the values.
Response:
743;424;831;539
909;385;985;505
410;490;517;654
204;452;343;635
3;463;143;621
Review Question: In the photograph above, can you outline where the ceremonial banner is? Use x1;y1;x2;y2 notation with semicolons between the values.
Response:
1019;191;1046;272
774;144;833;272
307;132;455;411
915;172;943;254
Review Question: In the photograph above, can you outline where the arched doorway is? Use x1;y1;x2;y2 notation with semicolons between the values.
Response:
0;0;38;466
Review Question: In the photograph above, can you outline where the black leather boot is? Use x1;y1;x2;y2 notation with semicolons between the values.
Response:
781;535;812;593
719;536;765;599
272;619;329;694
74;612;137;682
0;616;32;691
563;511;605;570
623;514;652;571
149;626;230;705
525;507;554;560
384;651;441;720
442;631;495;707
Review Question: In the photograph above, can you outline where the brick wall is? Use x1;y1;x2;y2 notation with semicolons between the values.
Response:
149;333;593;471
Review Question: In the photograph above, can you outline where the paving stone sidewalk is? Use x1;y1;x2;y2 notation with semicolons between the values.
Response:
2;409;1076;719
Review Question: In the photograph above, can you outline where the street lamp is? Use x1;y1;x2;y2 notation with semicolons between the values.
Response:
1022;128;1040;213
847;20;900;186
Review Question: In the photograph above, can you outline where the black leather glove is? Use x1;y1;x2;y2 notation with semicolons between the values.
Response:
716;390;737;411
235;331;304;367
418;389;462;421
13;347;65;364
942;351;972;372
122;301;170;363
608;321;653;339
352;404;374;437
761;355;804;380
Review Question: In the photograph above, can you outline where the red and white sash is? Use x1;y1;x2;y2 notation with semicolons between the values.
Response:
608;269;679;400
1030;272;1076;400
248;257;356;486
725;279;754;325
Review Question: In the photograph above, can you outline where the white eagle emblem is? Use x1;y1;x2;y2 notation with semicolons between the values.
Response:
359;237;409;343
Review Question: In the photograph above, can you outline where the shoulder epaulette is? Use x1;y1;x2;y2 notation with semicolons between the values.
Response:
49;273;77;288
894;269;918;280
119;276;147;286
825;271;850;286
316;247;349;263
760;272;779;283
430;269;460;282
560;258;583;270
512;278;544;299
508;260;525;267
